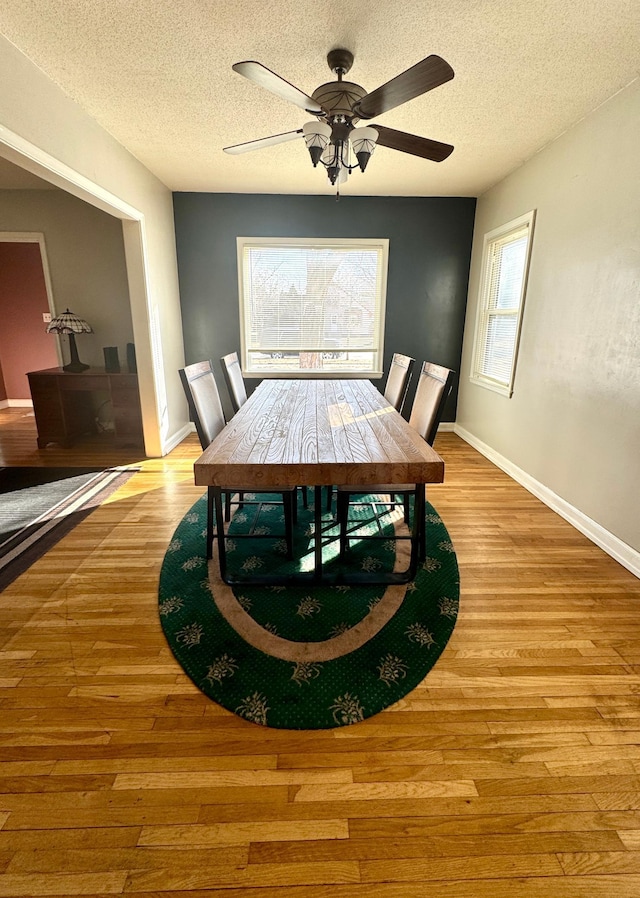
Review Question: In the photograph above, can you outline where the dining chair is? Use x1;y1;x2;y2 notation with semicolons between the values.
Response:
179;360;295;561
219;352;249;517
220;351;247;415
336;361;455;561
384;352;415;413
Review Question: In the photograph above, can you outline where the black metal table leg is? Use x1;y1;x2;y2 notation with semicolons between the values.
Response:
313;485;323;582
206;487;214;560
212;483;426;588
213;487;227;582
408;483;426;577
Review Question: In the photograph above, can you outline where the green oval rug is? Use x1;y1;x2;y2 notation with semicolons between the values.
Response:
158;490;459;729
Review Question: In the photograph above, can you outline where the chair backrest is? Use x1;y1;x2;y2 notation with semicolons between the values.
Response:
221;351;248;414
179;360;226;450
384;353;415;412
408;361;455;446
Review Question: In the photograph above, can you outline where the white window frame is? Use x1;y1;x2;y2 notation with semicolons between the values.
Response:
237;236;389;378
470;210;536;397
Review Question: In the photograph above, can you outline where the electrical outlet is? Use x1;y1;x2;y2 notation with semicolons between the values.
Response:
43;312;52;323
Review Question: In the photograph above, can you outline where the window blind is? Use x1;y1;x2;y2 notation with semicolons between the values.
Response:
472;214;534;395
238;238;388;376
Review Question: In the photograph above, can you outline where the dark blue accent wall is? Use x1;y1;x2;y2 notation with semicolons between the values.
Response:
173;193;476;421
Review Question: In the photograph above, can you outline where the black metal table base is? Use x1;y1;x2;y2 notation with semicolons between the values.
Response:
208;484;425;587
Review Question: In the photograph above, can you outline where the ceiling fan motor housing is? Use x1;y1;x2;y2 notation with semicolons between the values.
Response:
312;81;367;123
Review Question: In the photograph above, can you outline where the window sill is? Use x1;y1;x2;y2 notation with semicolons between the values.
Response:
245;370;384;380
469;375;513;398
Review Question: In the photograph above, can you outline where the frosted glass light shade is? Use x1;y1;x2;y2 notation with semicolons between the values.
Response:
303;121;332;166
350;126;378;172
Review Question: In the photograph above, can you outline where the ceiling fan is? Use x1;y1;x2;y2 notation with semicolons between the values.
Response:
224;48;454;191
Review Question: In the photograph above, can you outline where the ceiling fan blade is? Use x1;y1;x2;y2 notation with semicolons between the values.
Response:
355;55;454;119
373;125;454;162
223;129;304;155
232;61;323;114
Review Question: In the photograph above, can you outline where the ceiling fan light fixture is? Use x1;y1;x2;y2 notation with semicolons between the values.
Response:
325;162;349;187
320;142;342;185
327;164;340;185
350;126;378;172
302;120;332;166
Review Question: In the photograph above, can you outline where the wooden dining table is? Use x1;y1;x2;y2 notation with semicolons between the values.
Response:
194;378;445;586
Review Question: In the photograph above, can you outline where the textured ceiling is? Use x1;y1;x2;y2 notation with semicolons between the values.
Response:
1;0;639;197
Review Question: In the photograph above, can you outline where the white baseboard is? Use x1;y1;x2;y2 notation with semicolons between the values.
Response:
0;399;33;408
162;423;194;455
438;422;455;431
454;424;640;580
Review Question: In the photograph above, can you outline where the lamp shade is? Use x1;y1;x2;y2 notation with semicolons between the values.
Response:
350;126;378;172
321;143;342;185
46;309;93;373
302;121;332;166
46;309;93;335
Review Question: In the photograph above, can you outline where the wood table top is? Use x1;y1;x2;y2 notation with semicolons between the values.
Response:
194;378;444;489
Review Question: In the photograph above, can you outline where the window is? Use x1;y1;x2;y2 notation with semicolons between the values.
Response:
471;211;535;397
237;237;388;377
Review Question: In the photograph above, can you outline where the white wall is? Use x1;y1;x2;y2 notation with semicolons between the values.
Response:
0;36;189;455
457;78;640;560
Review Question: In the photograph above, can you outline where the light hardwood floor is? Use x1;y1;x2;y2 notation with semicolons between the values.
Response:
1;406;639;897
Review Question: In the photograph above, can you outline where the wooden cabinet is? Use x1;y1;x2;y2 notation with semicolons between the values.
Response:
110;374;144;443
27;367;144;449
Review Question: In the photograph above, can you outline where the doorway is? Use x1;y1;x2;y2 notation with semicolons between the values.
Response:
0;234;59;408
0;131;164;458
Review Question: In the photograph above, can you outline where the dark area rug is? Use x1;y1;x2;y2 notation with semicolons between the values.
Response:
0;466;137;592
159;490;460;729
